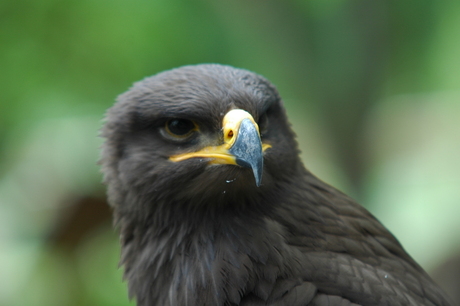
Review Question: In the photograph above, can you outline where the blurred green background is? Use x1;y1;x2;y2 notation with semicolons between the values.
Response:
1;0;459;305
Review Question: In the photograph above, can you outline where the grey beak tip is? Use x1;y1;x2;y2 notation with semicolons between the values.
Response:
255;175;262;187
229;119;264;187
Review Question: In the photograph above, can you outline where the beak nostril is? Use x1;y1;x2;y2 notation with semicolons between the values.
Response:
228;130;234;138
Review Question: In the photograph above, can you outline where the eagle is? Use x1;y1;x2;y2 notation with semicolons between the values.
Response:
100;64;452;305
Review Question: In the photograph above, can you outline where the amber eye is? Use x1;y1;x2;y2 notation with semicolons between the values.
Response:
165;119;196;137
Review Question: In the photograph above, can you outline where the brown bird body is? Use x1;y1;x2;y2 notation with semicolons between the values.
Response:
100;64;452;305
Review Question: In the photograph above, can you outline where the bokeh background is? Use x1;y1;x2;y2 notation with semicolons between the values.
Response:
1;0;459;305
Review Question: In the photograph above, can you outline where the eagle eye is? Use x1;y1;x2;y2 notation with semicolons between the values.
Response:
165;119;196;138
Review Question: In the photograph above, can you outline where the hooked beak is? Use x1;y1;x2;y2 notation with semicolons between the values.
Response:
169;109;270;186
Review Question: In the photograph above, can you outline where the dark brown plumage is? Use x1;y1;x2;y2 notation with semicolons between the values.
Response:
100;64;453;306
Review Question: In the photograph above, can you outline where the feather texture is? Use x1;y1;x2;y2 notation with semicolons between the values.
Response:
100;64;453;305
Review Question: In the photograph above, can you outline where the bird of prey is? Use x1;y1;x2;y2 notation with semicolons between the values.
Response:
100;64;452;306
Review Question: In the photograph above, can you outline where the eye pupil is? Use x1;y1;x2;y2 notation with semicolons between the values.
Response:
166;119;195;136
